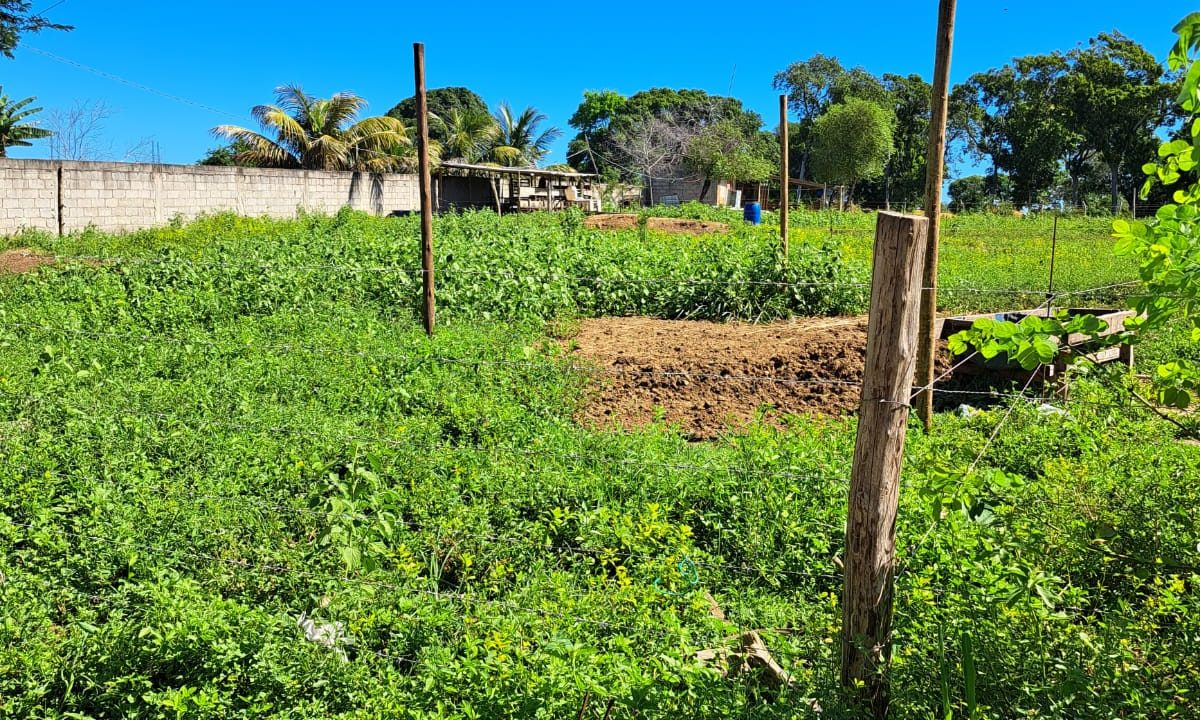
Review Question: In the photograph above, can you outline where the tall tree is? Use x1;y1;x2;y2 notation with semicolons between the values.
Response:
435;107;499;163
214;85;414;172
566;89;626;175
490;102;560;167
388;86;488;146
956;54;1076;207
809;98;894;205
685;120;776;200
1066;32;1175;214
1;0;71;58
856;74;931;208
610;113;690;200
566;87;766;183
0;87;50;156
773;54;845;180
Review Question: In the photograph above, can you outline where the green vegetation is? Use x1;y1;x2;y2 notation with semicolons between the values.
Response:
808;98;894;204
211;85;415;172
945;15;1200;414
0;86;51;156
2;207;1197;718
565;87;772;192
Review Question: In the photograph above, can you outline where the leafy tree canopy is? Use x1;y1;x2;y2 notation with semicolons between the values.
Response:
388;87;489;145
809;98;894;195
566;87;766;179
0;0;70;58
214;85;415;172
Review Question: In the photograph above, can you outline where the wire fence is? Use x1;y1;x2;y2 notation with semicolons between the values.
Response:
5;42;1189;716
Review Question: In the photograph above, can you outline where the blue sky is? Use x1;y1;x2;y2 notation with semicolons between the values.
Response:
3;1;1188;176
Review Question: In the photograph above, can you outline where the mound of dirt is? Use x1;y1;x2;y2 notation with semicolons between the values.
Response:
0;248;55;274
645;217;729;235
583;214;729;236
569;316;871;438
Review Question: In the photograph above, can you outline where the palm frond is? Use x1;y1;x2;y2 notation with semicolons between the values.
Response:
251;106;309;158
212;125;300;168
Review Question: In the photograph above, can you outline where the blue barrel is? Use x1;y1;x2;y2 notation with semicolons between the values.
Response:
743;202;761;225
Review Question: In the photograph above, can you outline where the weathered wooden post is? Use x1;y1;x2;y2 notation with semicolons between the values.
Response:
842;211;928;718
413;42;436;336
779;94;790;261
915;0;958;431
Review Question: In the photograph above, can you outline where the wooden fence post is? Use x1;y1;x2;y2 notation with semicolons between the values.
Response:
414;42;436;337
915;0;958;431
841;211;929;718
779;94;789;261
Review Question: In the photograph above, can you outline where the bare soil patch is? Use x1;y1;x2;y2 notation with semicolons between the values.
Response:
645;217;728;235
583;214;729;236
0;248;55;274
570;316;871;438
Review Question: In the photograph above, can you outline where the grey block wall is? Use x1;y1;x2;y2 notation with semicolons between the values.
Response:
0;160;59;234
0;158;420;236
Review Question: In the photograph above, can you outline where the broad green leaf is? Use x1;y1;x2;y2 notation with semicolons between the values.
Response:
1032;336;1058;364
991;320;1019;340
1160;139;1191;157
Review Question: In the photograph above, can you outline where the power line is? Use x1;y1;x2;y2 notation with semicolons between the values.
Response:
26;47;243;120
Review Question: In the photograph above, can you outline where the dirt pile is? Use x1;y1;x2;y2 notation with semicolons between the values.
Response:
569;316;870;438
0;248;55;274
583;214;729;236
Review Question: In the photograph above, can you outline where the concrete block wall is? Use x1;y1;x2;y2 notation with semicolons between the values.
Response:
0;159;59;234
0;158;420;236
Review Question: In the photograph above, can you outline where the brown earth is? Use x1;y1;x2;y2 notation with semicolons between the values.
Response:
569;316;874;438
0;248;55;274
583;214;729;236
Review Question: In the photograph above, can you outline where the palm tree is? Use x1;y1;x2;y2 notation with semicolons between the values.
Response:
213;85;415;172
434;106;499;163
0;87;51;157
490;102;562;166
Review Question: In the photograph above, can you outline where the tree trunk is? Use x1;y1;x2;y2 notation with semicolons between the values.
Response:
491;176;503;216
883;158;893;211
699;176;713;204
1109;162;1121;216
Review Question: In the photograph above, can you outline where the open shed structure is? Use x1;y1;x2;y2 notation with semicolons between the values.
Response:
435;162;602;214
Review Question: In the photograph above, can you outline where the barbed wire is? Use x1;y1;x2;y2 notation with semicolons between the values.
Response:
902;374;1042;569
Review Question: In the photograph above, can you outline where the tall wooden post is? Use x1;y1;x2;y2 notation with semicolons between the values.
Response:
414;42;436;336
842;211;929;718
779;94;790;260
914;0;957;431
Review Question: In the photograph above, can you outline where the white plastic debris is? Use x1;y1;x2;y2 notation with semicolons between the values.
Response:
1035;403;1068;417
297;611;353;661
957;404;982;418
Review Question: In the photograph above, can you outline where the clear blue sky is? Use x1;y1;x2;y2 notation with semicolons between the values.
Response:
3;0;1187;176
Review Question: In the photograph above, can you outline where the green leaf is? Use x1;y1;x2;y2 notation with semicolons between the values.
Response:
947;332;969;356
1032;336;1058;364
991;320;1019;340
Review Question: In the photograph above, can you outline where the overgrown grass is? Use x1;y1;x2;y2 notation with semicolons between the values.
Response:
1;208;1196;718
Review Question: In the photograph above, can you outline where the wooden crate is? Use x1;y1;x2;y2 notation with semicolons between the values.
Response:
939;307;1135;379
